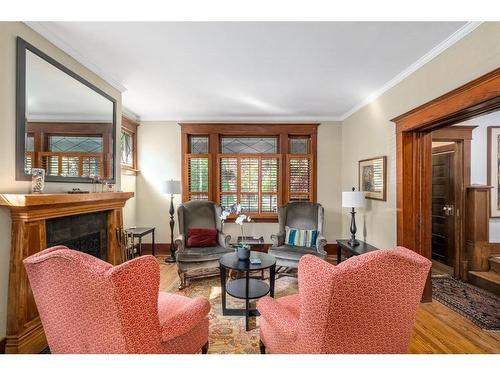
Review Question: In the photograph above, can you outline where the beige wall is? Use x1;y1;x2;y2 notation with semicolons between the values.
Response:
136;122;343;245
341;22;500;249
0;22;123;340
121;174;137;228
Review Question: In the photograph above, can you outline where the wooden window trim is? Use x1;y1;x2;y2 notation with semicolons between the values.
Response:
121;116;139;175
181;123;318;222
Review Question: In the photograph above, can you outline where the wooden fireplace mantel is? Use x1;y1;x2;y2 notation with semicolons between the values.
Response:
0;192;134;354
0;192;134;221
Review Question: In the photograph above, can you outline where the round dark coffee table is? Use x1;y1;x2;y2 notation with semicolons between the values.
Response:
219;251;276;331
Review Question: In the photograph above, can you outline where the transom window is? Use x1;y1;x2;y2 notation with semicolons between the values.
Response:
49;136;103;153
181;124;317;221
221;137;278;154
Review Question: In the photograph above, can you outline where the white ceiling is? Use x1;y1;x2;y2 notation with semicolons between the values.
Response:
27;22;476;122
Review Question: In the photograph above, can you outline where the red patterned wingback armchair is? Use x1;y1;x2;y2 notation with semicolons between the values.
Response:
257;247;431;354
24;246;210;354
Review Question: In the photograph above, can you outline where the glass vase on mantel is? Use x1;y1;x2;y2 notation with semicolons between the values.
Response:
31;168;45;194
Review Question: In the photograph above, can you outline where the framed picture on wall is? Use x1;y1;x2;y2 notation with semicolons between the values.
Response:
487;126;500;217
358;156;387;201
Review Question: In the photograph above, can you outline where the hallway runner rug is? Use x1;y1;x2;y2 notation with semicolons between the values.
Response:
432;275;500;332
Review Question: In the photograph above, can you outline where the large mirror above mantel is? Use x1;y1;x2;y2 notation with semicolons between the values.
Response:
16;37;116;183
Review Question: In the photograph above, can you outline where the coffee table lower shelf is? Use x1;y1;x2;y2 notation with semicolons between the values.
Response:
226;279;270;299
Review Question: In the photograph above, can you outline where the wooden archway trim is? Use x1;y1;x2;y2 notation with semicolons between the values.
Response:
393;67;500;132
392;67;500;301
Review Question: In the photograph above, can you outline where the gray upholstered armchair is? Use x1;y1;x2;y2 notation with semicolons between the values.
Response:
175;201;233;288
268;202;327;273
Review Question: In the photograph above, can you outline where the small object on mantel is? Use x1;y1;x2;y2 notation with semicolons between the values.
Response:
67;188;89;194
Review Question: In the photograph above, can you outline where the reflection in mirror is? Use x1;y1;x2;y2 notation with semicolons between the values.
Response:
24;48;114;181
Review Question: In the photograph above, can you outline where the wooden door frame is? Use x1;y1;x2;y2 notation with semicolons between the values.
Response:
431;127;475;280
392;67;500;302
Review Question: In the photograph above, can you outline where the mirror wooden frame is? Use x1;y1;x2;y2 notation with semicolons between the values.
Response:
16;37;117;183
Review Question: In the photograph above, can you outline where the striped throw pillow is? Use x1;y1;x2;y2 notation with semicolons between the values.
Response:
285;226;318;249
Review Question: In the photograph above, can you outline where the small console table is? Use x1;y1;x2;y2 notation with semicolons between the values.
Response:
126;227;156;257
336;239;379;264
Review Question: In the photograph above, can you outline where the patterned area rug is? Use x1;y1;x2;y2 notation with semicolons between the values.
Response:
432;276;500;332
165;273;298;354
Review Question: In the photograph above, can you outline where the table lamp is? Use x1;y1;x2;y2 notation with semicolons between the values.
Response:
163;180;181;263
342;187;366;246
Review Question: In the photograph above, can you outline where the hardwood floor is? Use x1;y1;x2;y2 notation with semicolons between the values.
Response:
431;260;454;277
155;256;500;354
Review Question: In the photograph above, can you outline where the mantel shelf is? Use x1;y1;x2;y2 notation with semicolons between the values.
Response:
0;192;134;208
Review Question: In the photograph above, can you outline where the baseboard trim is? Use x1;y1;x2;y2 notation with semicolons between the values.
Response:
0;337;6;354
140;243;338;255
140;243;170;255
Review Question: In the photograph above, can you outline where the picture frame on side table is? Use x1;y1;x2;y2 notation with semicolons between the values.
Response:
358;156;387;201
487;126;500;217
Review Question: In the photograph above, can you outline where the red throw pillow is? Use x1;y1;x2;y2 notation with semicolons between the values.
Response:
187;228;218;248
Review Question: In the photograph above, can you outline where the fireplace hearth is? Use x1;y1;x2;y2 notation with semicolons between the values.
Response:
46;211;108;261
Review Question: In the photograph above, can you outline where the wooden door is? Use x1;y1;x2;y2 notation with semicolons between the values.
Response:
431;146;456;267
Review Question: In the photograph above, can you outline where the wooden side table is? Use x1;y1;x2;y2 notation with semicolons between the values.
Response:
237;236;265;252
336;239;378;264
126;227;156;257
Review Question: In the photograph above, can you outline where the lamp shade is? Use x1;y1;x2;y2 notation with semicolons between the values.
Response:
163;180;181;194
342;190;365;208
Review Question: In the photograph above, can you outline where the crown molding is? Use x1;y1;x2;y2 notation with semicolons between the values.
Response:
24;22;127;93
122;107;141;122
340;21;483;121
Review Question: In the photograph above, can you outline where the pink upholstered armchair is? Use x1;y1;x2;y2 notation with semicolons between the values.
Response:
24;246;210;354
257;247;431;354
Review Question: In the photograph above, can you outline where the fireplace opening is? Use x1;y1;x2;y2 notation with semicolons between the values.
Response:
46;211;108;261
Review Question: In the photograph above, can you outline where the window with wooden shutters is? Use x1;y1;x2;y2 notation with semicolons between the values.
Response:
218;155;280;215
181;124;317;221
287;156;312;201
185;135;211;201
286;135;313;202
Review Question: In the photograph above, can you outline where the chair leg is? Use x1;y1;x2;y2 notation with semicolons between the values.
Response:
178;270;186;290
201;341;209;354
259;340;266;354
